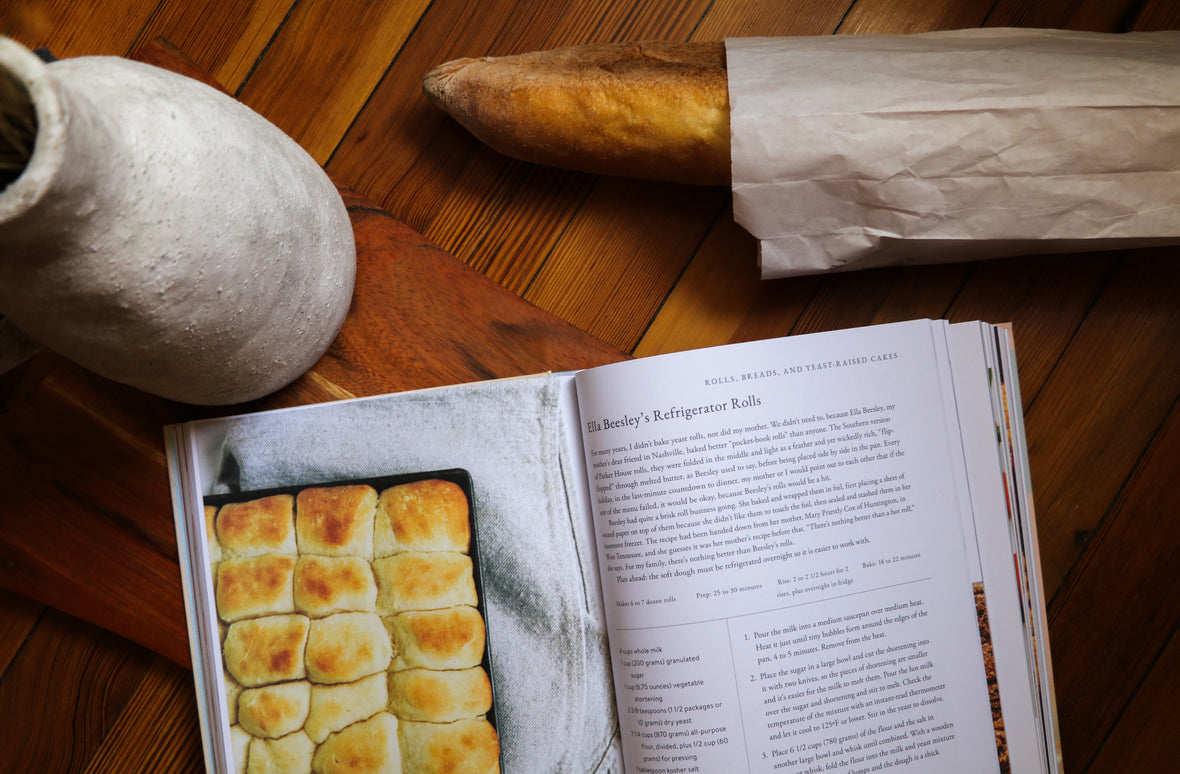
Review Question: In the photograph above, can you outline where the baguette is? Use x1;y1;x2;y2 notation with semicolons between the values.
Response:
422;40;730;185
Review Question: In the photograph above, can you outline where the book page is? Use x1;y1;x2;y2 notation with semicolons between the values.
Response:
167;374;621;774
575;321;999;774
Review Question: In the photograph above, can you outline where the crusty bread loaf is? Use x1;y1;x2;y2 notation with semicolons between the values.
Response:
422;40;730;185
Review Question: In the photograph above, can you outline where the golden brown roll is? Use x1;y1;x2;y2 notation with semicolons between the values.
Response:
296;485;378;558
216;554;297;622
293;555;378;618
223;614;310;688
229;724;251;774
397;718;500;774
305;612;393;684
385;606;486;672
225;671;243;726
373;552;478;614
312;712;401;774
237;680;312;739
305;672;389;745
422;40;730;186
387;666;492;723
247;730;315;774
205;504;222;564
217;494;297;558
374;479;470;556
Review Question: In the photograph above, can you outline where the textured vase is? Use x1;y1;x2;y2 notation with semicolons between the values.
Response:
0;38;356;405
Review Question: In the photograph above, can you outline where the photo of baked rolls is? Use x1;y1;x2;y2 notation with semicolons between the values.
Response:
206;474;499;774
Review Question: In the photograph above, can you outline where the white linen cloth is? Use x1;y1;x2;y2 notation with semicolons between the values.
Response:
193;374;621;774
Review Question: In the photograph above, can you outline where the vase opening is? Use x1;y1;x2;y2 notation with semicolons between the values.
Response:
0;61;36;192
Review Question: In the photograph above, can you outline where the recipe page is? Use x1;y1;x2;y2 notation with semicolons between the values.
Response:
575;321;1001;774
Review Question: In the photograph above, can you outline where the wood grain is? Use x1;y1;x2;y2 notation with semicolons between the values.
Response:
0;2;1177;773
1047;399;1180;769
0;609;154;773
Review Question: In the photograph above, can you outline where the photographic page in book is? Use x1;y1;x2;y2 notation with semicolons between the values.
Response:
168;374;622;774
201;471;502;774
574;321;1001;774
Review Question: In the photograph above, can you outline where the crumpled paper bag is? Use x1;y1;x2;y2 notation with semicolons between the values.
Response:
726;28;1180;279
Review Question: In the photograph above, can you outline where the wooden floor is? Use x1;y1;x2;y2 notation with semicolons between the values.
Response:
1;0;1179;772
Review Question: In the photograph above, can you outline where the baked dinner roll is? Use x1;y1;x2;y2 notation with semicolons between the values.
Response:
387;666;493;723
296;485;378;558
305;672;389;744
223;614;310;688
398;718;500;774
238;680;312;739
217;554;297;622
229;724;251;774
312;712;401;774
385;606;486;672
373;552;477;614
422;40;730;186
374;479;470;556
305;612;393;684
248;730;315;774
218;494;297;558
206;504;222;564
226;671;243;725
294;555;378;617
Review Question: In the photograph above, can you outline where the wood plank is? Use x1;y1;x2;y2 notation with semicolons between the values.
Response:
1133;0;1180;30
0;589;41;677
1018;250;1180;597
633;207;767;356
1047;400;1180;770
326;0;581;234
0;0;159;58
0;377;193;666
520;178;730;352
0;609;154;774
944;253;1115;404
984;0;1143;30
235;0;433;164
693;0;851;38
80;655;204;774
130;0;296;93
838;0;996;34
1086;626;1180;774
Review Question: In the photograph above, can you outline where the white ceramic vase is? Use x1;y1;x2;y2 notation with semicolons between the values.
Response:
0;38;356;405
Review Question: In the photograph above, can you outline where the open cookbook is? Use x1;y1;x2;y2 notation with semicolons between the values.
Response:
166;319;1062;774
